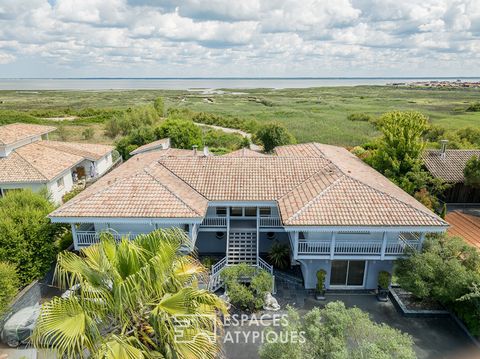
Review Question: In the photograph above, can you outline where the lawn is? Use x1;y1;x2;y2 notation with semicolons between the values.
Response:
0;86;479;146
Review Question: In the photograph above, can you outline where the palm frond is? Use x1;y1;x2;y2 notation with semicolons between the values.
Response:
32;296;99;358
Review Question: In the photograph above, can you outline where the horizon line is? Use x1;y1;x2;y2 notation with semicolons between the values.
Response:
0;76;479;80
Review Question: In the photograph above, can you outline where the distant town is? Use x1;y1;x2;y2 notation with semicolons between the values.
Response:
389;80;480;88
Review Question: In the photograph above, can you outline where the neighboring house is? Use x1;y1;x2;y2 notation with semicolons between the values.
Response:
0;123;115;204
129;138;170;156
423;144;480;203
49;142;448;291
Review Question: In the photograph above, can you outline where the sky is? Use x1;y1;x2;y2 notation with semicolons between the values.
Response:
0;0;479;78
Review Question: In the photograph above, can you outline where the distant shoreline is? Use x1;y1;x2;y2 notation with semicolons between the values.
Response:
0;77;479;91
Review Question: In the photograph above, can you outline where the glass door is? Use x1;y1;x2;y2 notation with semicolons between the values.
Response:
330;260;366;287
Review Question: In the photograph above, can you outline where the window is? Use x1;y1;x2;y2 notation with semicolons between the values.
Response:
230;207;242;217
244;207;257;217
299;232;306;240
216;207;227;217
259;207;271;217
56;177;64;189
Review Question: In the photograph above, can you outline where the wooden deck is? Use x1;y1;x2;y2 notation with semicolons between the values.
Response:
446;211;480;250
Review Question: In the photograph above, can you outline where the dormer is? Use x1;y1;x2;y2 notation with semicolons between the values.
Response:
0;123;56;157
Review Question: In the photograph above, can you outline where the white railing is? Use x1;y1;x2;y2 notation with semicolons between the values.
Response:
259;217;282;227
258;257;273;274
76;230;194;251
298;240;330;255
201;217;227;227
76;231;141;246
208;257;227;292
207;257;275;293
296;238;421;257
334;240;383;255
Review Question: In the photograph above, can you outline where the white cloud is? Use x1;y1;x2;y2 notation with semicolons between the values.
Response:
0;0;478;77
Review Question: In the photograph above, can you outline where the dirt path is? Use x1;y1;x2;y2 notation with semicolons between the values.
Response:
194;122;262;151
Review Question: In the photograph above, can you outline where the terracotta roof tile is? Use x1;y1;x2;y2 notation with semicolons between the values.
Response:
222;148;269;157
39;141;113;161
50;143;447;227
0;123;56;145
423;149;480;183
0;142;83;183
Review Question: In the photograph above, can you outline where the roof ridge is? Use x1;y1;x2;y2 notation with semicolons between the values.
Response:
37;140;98;160
154;159;211;201
13;148;48;181
284;175;346;224
143;165;204;217
276;162;338;201
346;175;448;226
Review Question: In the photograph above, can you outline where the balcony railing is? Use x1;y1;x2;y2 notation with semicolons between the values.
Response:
259;217;282;227
297;238;421;257
75;230;194;251
200;217;227;227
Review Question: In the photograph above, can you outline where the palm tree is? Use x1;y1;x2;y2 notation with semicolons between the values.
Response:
32;228;227;358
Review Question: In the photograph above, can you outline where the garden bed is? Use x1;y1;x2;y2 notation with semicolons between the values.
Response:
390;286;450;318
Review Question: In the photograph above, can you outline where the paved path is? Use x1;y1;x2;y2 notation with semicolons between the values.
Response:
193;122;262;151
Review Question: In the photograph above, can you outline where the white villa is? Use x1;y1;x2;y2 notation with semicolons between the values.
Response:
0;123;116;203
49;142;448;290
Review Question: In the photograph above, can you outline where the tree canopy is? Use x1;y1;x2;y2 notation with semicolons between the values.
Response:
0;190;62;285
395;235;480;335
33;229;227;359
255;122;295;152
370;111;428;181
259;301;415;359
155;118;202;149
464;155;480;188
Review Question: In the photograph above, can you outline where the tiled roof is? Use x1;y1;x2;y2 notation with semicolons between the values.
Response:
39;141;113;161
222;148;269;157
50;143;447;227
130;138;170;156
446;210;480;250
423;149;480;183
50;149;208;218
0;142;83;183
0;123;56;145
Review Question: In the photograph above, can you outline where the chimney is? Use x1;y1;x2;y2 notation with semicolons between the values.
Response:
203;146;210;156
192;145;198;156
439;139;448;159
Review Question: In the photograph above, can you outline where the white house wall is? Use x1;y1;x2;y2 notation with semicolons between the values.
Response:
46;170;74;204
0;135;43;157
95;153;113;176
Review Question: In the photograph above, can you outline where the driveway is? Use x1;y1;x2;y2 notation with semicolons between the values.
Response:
224;287;479;359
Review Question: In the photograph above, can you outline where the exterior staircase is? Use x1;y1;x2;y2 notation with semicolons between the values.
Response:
207;229;274;292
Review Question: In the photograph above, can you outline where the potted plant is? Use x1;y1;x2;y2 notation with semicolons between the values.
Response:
315;269;327;300
377;271;391;302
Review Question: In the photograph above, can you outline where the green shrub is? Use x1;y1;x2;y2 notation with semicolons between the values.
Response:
464;155;480;188
81;127;94;140
155;118;202;150
62;187;83;203
316;269;326;292
201;256;217;270
0;262;19;315
255;122;296;153
378;271;391;289
267;242;290;269
0;190;62;285
466;102;480;112
154;97;165;116
395;235;480;335
259;302;416;359
221;263;273;311
347;113;373;122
